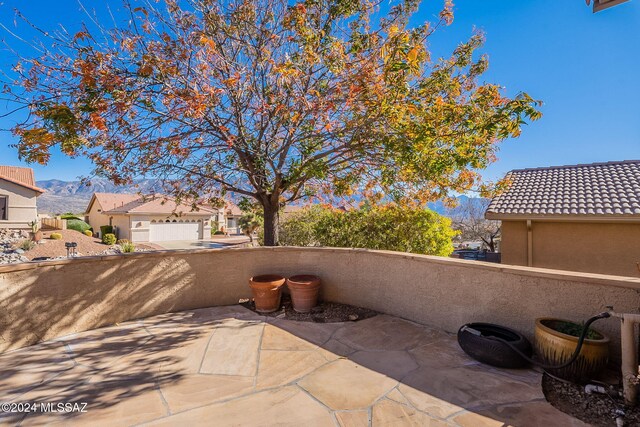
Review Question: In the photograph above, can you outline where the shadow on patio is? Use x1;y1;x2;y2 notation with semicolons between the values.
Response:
0;305;587;426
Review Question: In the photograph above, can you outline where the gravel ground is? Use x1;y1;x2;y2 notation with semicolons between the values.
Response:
241;294;378;323
24;229;113;260
542;372;640;426
0;229;31;264
0;228;186;265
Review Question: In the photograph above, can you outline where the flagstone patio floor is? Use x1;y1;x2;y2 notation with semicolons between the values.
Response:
0;305;587;426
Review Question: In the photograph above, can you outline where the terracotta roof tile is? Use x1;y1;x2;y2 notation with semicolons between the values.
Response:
93;193;141;212
486;160;640;219
101;193;215;215
0;165;45;193
225;201;242;216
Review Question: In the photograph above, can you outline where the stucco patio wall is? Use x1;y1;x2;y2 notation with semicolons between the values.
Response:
1;247;639;359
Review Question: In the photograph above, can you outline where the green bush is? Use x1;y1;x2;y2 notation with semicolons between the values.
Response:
279;206;332;247
120;240;135;253
83;230;93;237
102;233;117;245
67;219;92;234
50;232;63;240
120;242;136;253
61;213;82;220
100;225;114;237
213;230;225;235
19;239;35;251
278;204;457;256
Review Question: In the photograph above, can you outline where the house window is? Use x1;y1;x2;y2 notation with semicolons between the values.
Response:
0;196;7;220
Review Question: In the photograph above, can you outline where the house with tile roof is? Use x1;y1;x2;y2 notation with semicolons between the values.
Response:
221;200;242;235
85;193;218;242
0;165;45;229
486;160;640;277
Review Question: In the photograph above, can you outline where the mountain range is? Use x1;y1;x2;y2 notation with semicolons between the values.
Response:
35;179;484;215
36;179;164;214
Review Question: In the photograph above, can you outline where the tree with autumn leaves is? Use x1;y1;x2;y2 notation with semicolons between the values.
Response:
4;0;540;245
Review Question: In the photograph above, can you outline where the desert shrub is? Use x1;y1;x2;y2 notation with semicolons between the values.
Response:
19;239;35;251
102;233;117;245
50;232;63;240
83;230;93;237
120;241;135;253
100;225;114;237
278;205;457;256
67;219;92;234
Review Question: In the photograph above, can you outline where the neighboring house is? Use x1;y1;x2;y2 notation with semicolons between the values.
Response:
223;201;242;235
0;165;45;229
486;160;640;277
85;193;216;242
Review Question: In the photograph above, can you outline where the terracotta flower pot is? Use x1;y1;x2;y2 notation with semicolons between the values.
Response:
534;317;609;382
287;275;321;313
249;274;285;313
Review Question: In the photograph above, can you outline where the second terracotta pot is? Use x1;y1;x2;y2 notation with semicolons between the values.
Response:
287;275;321;313
249;274;286;313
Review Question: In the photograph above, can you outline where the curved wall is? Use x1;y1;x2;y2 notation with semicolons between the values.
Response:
1;247;639;359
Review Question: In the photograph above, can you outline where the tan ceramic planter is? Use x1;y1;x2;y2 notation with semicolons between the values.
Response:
249;274;285;313
534;317;609;382
287;275;321;313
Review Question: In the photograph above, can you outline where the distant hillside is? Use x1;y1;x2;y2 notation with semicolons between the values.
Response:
35;178;487;216
36;179;163;215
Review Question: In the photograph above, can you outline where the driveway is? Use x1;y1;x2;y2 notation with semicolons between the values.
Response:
153;236;250;250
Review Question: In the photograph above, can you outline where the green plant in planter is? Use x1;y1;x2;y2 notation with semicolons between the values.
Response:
549;320;602;340
535;317;609;382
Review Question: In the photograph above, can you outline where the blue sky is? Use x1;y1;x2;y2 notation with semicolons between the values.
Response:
0;0;638;182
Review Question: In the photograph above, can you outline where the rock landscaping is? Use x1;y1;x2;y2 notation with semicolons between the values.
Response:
241;293;378;323
542;372;640;426
0;229;31;264
0;228;159;265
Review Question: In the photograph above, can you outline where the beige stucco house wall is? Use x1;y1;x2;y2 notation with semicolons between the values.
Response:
0;166;44;230
85;193;215;242
501;220;640;277
488;160;640;278
0;179;40;229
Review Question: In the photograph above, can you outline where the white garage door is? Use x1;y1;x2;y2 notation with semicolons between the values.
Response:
149;220;200;241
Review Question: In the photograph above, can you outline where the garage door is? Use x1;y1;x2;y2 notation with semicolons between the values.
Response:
149;220;200;241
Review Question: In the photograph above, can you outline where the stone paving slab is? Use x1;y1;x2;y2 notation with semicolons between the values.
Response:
0;305;588;426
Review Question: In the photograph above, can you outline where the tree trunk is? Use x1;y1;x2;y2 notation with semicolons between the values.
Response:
487;236;496;252
262;200;279;246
